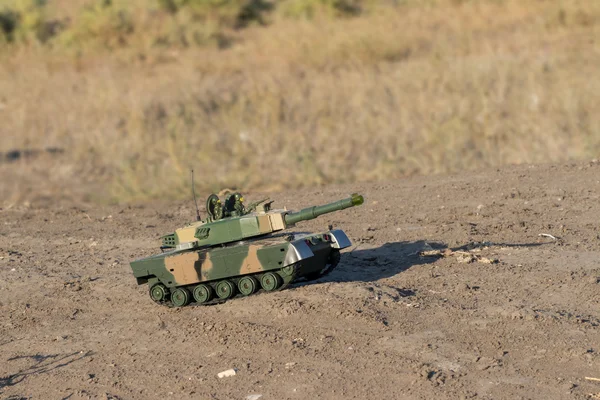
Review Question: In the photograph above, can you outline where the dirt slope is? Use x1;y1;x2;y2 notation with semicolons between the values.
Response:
1;161;600;400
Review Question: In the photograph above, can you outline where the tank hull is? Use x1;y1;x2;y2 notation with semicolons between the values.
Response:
130;229;352;307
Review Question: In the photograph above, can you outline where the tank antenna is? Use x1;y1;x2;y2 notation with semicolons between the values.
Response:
191;169;201;221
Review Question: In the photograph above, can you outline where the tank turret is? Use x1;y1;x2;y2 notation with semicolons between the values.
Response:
130;192;364;307
161;193;364;250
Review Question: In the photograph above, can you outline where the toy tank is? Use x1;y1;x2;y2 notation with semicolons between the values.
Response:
129;192;364;307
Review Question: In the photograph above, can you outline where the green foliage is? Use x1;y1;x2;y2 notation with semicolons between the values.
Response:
150;0;274;48
237;0;274;27
0;0;59;44
1;0;369;49
157;0;180;14
7;0;596;52
157;0;274;28
279;0;365;18
58;0;134;48
0;8;18;42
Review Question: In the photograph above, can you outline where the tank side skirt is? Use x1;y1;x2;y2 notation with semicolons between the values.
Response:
141;241;315;289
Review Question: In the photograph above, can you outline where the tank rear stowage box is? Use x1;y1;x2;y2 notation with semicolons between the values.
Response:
130;193;364;307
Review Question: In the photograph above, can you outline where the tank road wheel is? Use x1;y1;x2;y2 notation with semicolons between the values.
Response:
171;287;191;307
149;284;168;303
260;272;282;292
280;265;295;277
216;280;235;300
238;276;258;296
193;284;213;304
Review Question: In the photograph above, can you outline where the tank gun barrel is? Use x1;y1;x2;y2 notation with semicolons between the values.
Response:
284;193;364;226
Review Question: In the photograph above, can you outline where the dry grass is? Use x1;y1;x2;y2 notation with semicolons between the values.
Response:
1;0;599;203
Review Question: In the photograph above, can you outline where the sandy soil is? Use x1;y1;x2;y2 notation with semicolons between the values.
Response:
1;161;600;400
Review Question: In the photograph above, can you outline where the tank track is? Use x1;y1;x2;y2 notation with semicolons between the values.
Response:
301;249;341;282
149;262;300;308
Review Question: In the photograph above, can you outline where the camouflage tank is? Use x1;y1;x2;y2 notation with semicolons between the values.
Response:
129;192;364;307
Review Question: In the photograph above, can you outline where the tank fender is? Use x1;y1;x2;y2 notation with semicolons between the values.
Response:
329;229;352;250
284;240;314;266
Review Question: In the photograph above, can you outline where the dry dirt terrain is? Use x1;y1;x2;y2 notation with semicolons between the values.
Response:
1;162;599;400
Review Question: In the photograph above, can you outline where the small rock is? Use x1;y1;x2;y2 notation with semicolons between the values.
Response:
217;369;237;378
246;395;262;400
285;362;297;369
457;254;475;263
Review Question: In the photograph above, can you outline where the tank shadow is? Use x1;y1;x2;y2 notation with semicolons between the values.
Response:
315;240;552;284
1;351;93;395
327;240;446;283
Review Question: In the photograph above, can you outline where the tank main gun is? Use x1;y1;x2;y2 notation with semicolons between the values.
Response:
284;193;363;226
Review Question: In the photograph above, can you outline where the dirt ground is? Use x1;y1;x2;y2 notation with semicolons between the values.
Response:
1;161;599;400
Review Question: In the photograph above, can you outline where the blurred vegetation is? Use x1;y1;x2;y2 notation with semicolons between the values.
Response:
1;0;599;203
0;0;374;49
0;0;54;44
